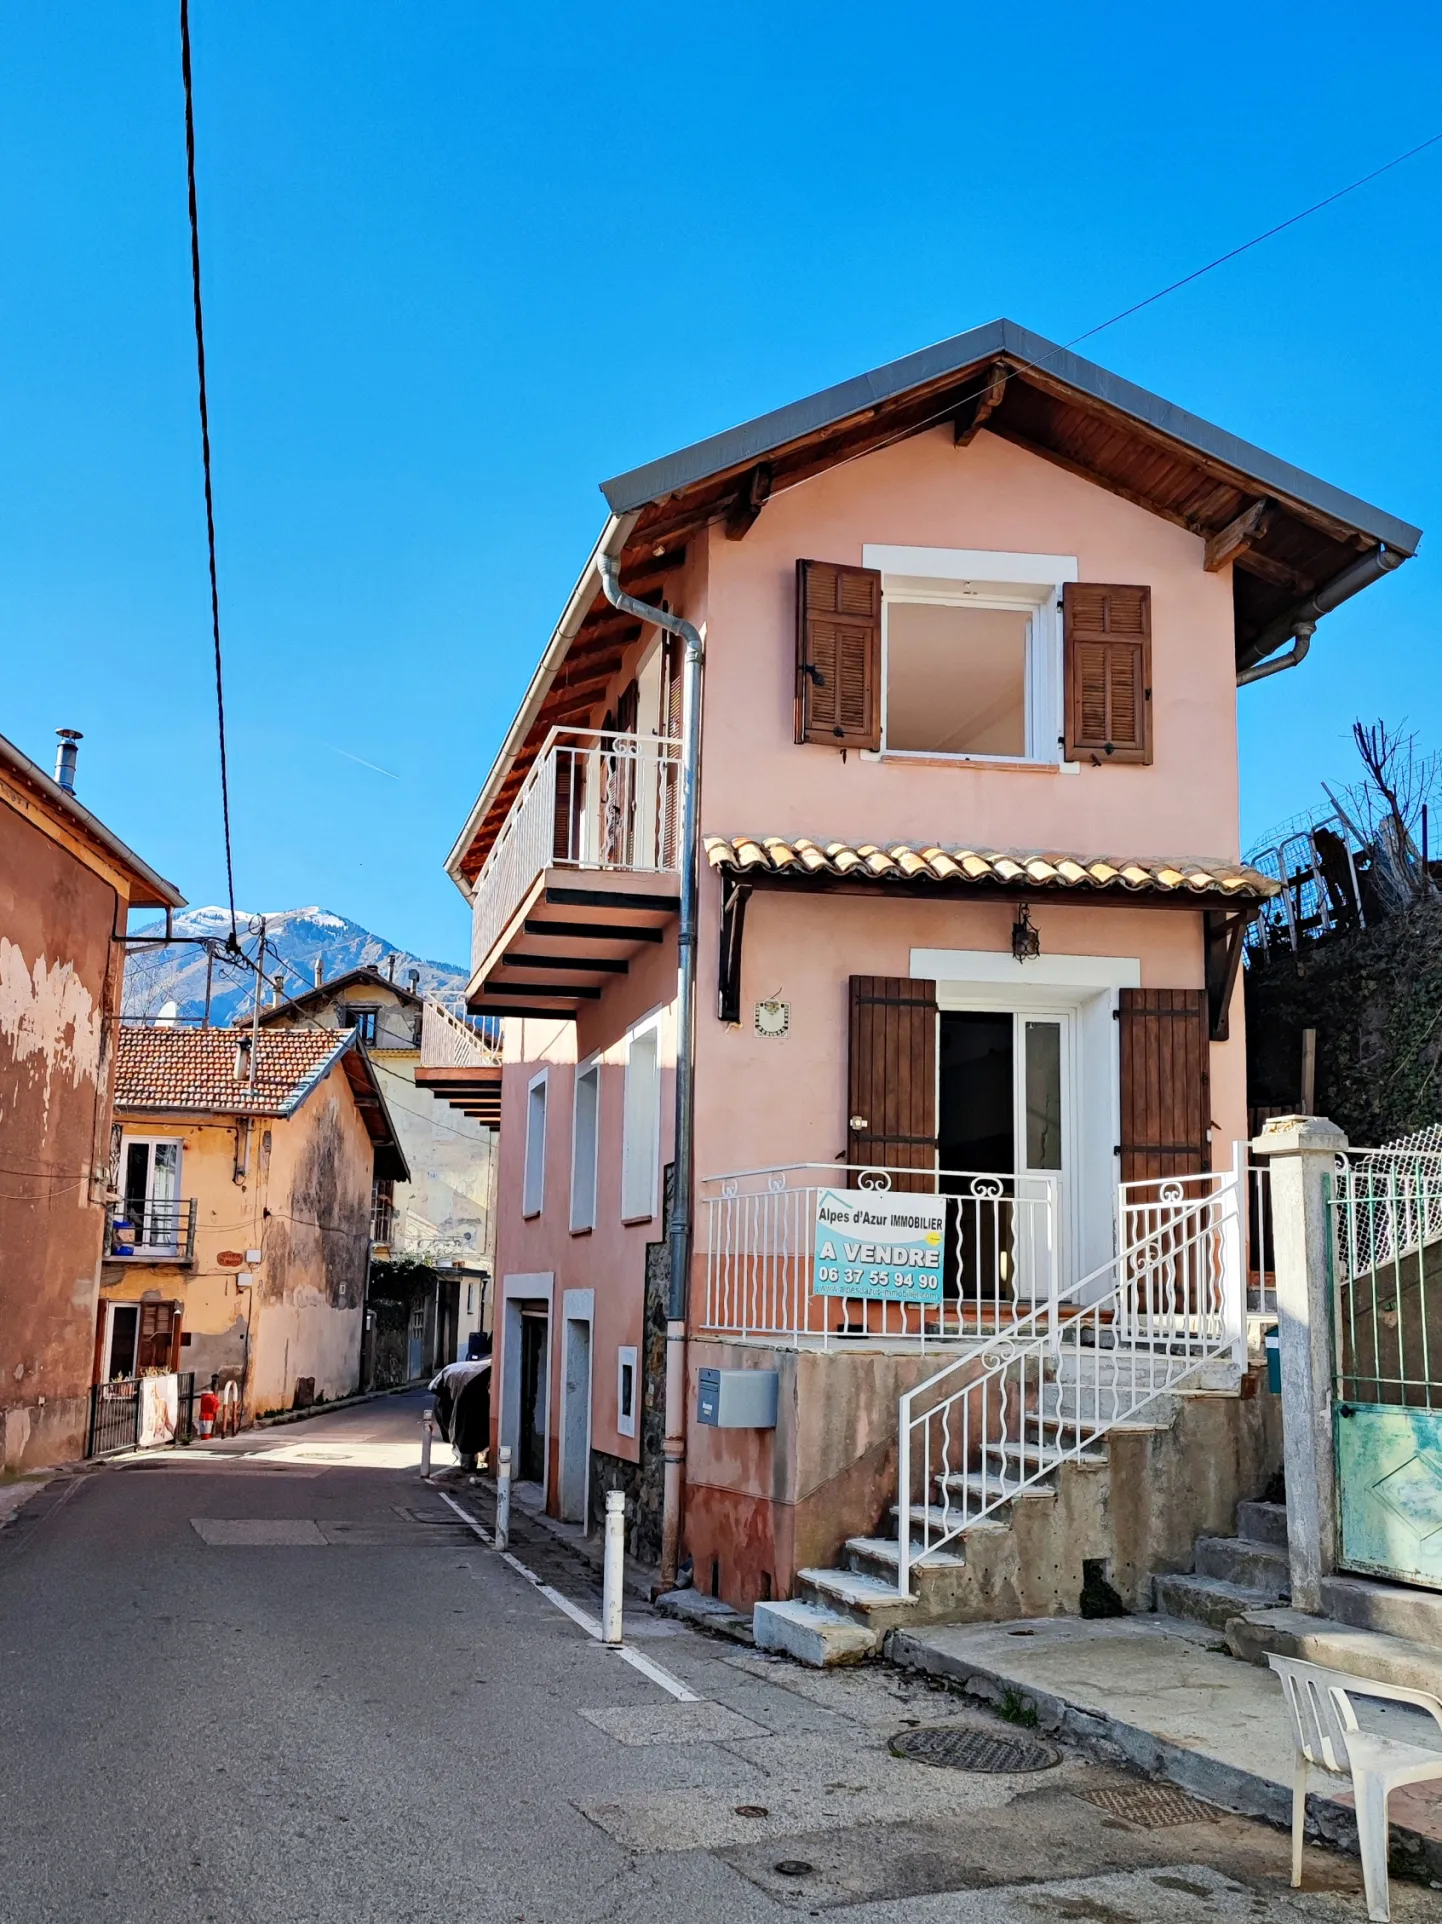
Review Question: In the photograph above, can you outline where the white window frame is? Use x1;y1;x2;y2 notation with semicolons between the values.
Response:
570;1055;601;1234
862;545;1077;770
620;1014;662;1224
522;1069;549;1219
616;1344;638;1439
119;1134;186;1253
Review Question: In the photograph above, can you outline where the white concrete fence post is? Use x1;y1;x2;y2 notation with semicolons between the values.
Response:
420;1406;434;1480
495;1444;512;1552
602;1490;626;1646
1251;1113;1348;1614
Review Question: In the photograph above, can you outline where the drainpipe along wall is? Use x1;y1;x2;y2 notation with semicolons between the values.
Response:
1236;544;1404;686
597;553;703;1588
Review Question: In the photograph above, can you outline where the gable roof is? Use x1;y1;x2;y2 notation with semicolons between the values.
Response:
253;966;423;1028
446;321;1420;890
114;1027;408;1179
0;729;185;910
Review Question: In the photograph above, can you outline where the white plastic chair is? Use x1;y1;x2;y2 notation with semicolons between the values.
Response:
1267;1652;1442;1921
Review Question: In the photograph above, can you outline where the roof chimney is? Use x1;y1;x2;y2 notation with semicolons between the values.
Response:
54;729;82;794
271;971;286;1007
313;955;324;988
233;1034;253;1081
386;954;396;982
407;968;420;994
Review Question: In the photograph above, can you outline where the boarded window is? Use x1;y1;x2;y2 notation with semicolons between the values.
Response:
1063;584;1151;763
1117;989;1210;1184
523;1071;548;1217
796;560;881;749
847;977;937;1190
621;1022;661;1222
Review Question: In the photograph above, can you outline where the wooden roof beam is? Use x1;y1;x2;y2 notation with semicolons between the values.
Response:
723;464;772;541
1205;498;1274;573
954;361;1010;447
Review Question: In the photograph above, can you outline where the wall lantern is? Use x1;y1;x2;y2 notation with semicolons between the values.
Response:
1011;904;1041;964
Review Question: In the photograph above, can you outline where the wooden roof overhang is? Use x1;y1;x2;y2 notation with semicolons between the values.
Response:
414;1062;502;1128
465;873;679;1025
447;319;1419;894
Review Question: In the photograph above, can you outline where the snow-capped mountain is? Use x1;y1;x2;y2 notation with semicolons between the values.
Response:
123;906;467;1026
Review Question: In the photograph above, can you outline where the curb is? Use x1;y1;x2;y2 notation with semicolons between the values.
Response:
251;1381;430;1430
886;1629;1442;1886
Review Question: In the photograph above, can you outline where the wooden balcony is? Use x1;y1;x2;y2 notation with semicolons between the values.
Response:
467;729;680;1024
415;999;503;1126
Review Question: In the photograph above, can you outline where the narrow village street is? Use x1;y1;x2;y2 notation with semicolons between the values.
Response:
0;1394;1425;1924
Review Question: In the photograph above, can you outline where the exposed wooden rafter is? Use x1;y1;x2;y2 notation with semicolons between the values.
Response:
723;464;772;540
1204;498;1273;573
954;361;1010;447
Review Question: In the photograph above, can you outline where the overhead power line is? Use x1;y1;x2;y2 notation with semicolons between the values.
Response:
179;0;239;946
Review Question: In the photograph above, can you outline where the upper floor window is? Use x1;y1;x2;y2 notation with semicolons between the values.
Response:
620;1017;661;1223
342;1005;379;1043
523;1069;548;1218
795;549;1152;767
570;1058;600;1233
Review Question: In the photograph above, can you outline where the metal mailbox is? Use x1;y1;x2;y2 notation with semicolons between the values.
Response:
697;1367;778;1429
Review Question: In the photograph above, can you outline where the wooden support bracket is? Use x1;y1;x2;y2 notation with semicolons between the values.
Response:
1204;498;1273;573
954;361;1010;447
724;464;772;540
1204;907;1253;1041
717;874;753;1023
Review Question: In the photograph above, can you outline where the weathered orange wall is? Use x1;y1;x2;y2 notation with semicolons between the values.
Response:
0;799;122;1470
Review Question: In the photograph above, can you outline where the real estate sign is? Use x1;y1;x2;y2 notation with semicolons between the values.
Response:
812;1188;946;1303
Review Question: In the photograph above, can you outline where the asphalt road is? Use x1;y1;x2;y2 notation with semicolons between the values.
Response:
0;1393;1428;1923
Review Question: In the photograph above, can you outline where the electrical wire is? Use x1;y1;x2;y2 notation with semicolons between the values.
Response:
179;0;238;945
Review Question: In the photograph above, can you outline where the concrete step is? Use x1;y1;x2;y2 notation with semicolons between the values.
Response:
1048;1388;1181;1430
1320;1573;1442;1650
983;1438;1107;1472
889;1503;1011;1544
1236;1499;1288;1548
797;1565;919;1632
1050;1352;1241;1395
844;1534;966;1577
752;1598;880;1667
1154;1572;1283;1632
936;1469;1058;1512
1194;1535;1290;1595
1224;1606;1442;1695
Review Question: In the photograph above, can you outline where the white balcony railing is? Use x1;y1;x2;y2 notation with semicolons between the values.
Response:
420;998;501;1071
698;1163;1060;1349
471;728;681;974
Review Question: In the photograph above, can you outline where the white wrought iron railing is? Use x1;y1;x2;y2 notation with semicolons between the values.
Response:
1247;1154;1277;1318
470;728;681;973
1330;1132;1442;1409
894;1157;1245;1591
420;997;501;1070
698;1163;1059;1349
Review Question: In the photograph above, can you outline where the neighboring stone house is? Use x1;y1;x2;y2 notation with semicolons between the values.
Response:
256;966;497;1361
101;1028;407;1418
0;727;183;1472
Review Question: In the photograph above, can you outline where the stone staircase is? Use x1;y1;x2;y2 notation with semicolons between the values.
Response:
754;1341;1246;1667
1153;1498;1292;1630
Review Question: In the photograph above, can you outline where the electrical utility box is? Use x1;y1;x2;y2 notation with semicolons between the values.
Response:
697;1367;778;1429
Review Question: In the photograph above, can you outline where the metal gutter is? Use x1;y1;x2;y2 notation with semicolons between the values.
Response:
0;729;186;910
1236;543;1407;683
601;318;1422;558
444;512;638;897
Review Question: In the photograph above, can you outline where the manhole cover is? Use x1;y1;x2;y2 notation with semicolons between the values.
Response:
1078;1784;1218;1828
774;1861;814;1877
888;1725;1060;1772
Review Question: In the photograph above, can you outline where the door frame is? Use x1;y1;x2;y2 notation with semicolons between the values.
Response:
120;1134;185;1253
559;1288;594;1530
499;1272;554;1500
915;948;1142;1289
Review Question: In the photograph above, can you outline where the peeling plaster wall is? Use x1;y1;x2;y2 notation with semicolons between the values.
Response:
0;803;119;1470
102;1064;375;1420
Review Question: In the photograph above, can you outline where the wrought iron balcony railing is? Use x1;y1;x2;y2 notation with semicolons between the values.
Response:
105;1198;198;1264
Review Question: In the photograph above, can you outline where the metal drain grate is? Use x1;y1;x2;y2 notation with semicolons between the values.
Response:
1078;1784;1218;1828
889;1726;1060;1772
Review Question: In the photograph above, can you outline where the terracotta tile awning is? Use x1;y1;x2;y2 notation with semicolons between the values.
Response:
705;835;1278;902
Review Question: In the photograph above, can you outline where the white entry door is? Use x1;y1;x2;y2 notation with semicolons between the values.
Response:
121;1138;183;1255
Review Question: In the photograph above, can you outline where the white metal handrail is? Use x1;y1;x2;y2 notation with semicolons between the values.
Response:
420;997;500;1070
895;1156;1245;1591
698;1162;1059;1349
471;728;681;973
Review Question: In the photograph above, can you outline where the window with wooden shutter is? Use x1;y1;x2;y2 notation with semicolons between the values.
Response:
847;976;937;1191
796;559;881;749
1117;989;1210;1185
1063;584;1151;764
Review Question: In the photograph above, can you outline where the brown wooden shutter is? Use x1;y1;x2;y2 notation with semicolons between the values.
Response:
662;633;683;740
1117;988;1211;1183
1063;584;1151;763
847;977;937;1191
796;559;881;749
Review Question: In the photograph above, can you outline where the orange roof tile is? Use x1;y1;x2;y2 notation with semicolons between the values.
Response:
704;835;1277;901
114;1028;354;1117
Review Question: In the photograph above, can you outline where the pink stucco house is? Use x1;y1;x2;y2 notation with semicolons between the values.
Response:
445;321;1419;1649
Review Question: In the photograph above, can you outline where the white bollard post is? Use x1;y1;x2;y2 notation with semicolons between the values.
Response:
602;1490;626;1646
495;1444;512;1552
420;1407;434;1480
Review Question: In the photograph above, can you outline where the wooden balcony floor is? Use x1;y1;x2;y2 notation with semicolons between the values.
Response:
468;866;679;1023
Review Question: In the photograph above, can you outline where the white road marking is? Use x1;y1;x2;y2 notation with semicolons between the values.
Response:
436;1490;700;1703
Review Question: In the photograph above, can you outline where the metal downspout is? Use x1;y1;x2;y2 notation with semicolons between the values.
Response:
1237;544;1404;685
598;556;703;1588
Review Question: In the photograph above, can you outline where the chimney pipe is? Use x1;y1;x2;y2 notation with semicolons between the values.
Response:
271;971;286;1007
313;956;324;988
387;954;396;982
54;729;82;794
407;968;420;994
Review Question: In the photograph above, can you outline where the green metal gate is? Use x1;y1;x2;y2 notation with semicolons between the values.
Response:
1330;1128;1442;1590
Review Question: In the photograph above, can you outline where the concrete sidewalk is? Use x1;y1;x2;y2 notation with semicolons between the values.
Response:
889;1615;1442;1886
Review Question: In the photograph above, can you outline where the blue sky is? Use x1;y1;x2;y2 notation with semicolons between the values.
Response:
2;3;1439;966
